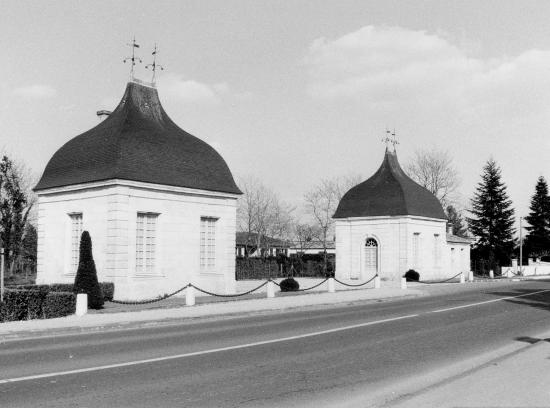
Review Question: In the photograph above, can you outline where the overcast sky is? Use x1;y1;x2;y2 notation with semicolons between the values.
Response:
2;0;550;227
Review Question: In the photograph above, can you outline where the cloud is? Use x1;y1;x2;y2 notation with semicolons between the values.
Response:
13;84;57;99
157;74;229;105
304;25;550;121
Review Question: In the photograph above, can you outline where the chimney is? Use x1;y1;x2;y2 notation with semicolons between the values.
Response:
446;223;453;235
96;110;112;121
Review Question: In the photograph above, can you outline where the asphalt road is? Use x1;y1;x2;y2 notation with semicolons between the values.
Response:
1;280;549;407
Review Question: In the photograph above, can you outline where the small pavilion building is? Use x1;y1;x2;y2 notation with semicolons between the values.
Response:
333;147;470;283
34;80;241;300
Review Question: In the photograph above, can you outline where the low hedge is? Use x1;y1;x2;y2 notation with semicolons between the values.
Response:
0;288;76;322
43;292;76;319
8;282;114;301
100;282;114;301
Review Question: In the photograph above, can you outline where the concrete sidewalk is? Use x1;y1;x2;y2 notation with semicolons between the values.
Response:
0;278;544;339
0;285;424;339
387;333;550;407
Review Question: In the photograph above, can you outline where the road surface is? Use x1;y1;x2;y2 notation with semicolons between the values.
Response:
1;280;549;407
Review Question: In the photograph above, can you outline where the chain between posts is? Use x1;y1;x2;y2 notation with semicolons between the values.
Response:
192;280;269;297
334;275;377;287
296;278;329;292
110;283;191;305
416;272;463;284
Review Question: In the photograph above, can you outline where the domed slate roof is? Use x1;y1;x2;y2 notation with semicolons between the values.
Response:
333;148;446;220
35;81;241;195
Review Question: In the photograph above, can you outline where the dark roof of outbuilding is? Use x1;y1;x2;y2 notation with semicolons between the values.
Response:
333;148;446;220
446;234;473;244
35;81;241;195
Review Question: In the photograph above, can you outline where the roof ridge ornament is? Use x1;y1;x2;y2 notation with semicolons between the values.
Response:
123;36;142;80
381;129;399;152
145;43;164;86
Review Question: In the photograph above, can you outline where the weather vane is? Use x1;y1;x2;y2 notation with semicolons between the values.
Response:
381;128;399;151
123;36;142;79
145;43;164;85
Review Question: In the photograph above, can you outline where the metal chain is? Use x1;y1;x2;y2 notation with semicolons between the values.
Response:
416;272;463;284
191;280;269;298
334;275;377;287
296;278;329;292
110;284;190;305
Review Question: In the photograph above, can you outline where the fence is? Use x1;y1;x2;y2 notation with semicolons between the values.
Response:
471;259;501;277
235;257;335;280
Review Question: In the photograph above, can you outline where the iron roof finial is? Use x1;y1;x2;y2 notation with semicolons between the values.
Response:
145;43;164;86
123;36;142;80
381;129;399;151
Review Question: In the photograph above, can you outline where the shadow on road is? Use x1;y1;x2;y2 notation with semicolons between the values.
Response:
485;285;550;314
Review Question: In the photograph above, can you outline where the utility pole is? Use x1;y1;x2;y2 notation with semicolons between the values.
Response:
519;216;523;274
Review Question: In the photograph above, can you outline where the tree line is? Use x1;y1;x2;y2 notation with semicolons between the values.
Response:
0;154;36;276
238;148;550;275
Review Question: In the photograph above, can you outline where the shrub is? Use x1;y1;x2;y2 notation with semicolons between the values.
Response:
0;288;50;322
404;269;420;282
43;292;76;318
99;282;115;301
279;277;300;292
49;283;74;293
73;231;104;309
0;289;30;322
26;287;50;320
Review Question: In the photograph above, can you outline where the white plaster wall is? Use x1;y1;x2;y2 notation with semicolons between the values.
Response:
446;242;471;278
36;181;238;301
335;216;450;283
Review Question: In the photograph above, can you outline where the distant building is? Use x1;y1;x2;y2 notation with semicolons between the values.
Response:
34;80;241;300
333;147;471;283
236;232;290;257
288;240;336;256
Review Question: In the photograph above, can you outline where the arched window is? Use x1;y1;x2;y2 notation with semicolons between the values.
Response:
365;238;378;247
364;238;378;274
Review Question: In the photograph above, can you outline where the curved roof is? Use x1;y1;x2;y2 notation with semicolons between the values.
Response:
35;81;241;195
333;149;446;220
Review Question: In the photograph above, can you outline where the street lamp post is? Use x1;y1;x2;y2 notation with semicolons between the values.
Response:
519;217;523;275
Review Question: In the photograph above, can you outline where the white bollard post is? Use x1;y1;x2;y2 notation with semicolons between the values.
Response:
489;269;494;279
468;271;474;282
186;285;195;306
327;277;335;293
75;293;88;317
0;248;4;303
267;280;275;298
374;275;381;289
401;277;407;289
460;273;465;284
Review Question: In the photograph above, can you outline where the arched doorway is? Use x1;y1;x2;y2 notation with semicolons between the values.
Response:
364;238;378;276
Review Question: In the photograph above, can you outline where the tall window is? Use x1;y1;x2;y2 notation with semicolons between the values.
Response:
200;217;217;269
136;213;158;275
434;234;441;267
69;213;83;274
412;233;420;268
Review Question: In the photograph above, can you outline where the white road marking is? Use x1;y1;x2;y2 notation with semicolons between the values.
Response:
0;314;418;384
430;288;550;313
2;287;549;385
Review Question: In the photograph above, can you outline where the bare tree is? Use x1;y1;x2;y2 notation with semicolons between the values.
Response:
304;174;361;269
237;176;293;257
0;154;37;274
404;147;459;208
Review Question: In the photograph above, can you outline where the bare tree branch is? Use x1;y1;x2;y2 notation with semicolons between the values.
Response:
404;147;460;208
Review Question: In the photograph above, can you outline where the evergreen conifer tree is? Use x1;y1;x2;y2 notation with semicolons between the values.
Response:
73;231;104;309
446;205;467;237
467;159;515;269
524;176;550;256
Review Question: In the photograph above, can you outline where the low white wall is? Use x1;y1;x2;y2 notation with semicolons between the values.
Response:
502;262;550;277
